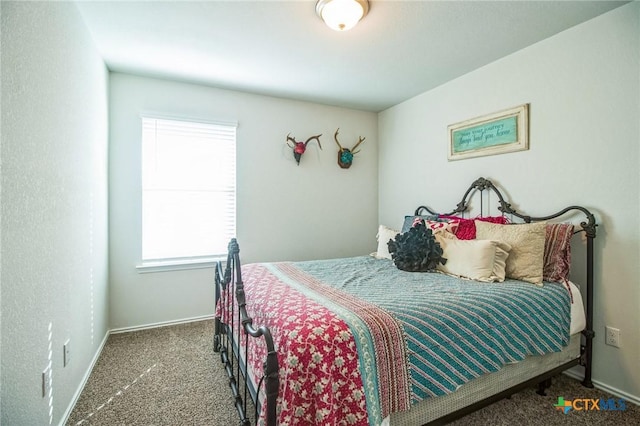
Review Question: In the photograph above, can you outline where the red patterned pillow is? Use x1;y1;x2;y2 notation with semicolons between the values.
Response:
543;223;574;283
438;215;509;239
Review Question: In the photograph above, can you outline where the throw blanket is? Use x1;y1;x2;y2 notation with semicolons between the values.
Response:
219;256;571;426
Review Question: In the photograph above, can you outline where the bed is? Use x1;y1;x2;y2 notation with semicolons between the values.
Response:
213;177;596;425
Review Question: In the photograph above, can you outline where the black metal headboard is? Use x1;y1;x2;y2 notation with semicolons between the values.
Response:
414;177;596;237
415;176;597;388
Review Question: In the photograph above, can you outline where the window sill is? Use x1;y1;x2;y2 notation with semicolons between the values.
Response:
136;257;223;273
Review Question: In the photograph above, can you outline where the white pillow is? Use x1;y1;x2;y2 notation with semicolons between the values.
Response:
373;225;399;260
436;237;512;282
475;221;546;285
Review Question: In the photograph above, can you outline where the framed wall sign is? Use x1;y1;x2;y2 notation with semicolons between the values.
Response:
448;104;529;161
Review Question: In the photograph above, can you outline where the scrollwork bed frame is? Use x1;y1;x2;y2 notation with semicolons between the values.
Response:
213;237;279;426
213;176;597;426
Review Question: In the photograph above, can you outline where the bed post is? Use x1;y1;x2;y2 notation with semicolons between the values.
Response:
214;262;223;353
214;244;233;353
582;215;597;388
215;238;279;426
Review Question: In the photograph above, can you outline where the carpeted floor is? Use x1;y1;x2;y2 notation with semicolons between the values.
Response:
67;320;638;425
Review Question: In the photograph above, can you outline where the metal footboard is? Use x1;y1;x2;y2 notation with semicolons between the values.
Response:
214;239;279;426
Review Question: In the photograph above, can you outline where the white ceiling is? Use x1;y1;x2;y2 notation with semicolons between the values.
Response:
76;0;628;112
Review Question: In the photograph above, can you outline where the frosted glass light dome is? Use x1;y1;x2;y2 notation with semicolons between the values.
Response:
316;0;369;32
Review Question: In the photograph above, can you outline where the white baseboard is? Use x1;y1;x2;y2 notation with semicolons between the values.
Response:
59;330;110;426
109;314;215;334
563;369;640;406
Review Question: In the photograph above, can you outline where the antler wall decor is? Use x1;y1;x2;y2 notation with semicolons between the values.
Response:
286;133;322;165
334;128;365;169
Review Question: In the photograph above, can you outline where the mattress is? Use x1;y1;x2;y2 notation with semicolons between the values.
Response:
567;281;586;335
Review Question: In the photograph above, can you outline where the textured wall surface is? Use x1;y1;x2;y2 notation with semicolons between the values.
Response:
379;2;640;402
108;73;378;329
1;2;109;424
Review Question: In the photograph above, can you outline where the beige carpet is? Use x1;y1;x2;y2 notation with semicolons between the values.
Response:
67;320;639;425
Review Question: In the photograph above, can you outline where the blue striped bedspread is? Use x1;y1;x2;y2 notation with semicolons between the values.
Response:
293;256;571;404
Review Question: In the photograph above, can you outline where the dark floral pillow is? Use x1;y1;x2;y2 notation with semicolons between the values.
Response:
388;221;447;272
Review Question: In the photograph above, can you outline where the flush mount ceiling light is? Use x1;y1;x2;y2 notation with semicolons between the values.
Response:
316;0;370;32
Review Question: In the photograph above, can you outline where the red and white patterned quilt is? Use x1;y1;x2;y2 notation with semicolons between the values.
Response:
217;262;411;425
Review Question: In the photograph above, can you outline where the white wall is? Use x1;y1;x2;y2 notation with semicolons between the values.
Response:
1;2;109;425
379;2;639;401
109;73;378;329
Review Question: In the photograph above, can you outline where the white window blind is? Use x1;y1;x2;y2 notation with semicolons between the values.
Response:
141;116;236;262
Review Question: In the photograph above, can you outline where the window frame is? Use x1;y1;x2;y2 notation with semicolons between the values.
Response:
136;114;237;273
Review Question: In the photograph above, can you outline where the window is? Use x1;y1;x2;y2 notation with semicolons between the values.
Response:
140;116;236;268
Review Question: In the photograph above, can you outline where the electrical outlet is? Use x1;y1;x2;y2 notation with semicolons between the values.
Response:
42;367;51;397
605;326;620;348
63;340;71;367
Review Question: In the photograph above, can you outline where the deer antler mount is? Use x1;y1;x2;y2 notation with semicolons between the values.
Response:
334;128;365;169
286;133;322;165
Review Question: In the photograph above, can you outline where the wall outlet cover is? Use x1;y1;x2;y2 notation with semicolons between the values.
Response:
64;340;71;367
605;326;620;348
42;368;51;397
